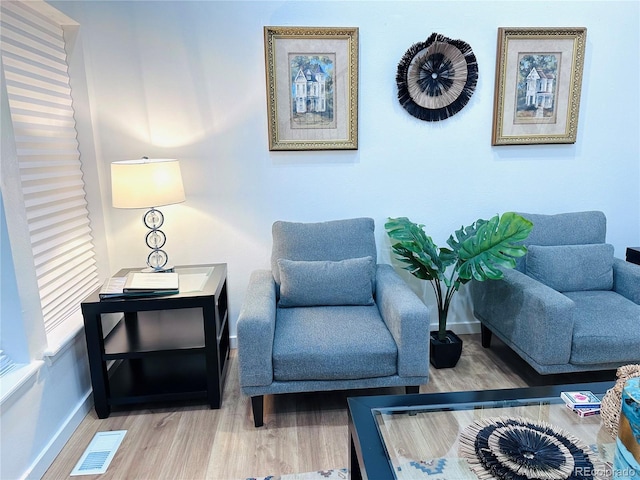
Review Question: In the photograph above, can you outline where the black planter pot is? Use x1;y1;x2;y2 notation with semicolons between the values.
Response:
429;330;463;369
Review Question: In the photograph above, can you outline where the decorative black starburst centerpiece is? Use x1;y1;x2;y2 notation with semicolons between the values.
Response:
397;32;478;121
417;52;454;97
459;416;606;480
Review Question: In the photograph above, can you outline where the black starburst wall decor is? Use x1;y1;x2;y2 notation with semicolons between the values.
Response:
396;32;478;121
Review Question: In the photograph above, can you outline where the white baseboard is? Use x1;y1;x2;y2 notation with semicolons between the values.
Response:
442;319;481;335
25;390;93;480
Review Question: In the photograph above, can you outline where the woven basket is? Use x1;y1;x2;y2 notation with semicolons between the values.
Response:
601;364;640;437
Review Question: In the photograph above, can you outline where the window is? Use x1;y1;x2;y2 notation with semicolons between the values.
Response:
1;1;100;350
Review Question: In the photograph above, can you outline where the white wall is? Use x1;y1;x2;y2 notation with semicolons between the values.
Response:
51;0;640;338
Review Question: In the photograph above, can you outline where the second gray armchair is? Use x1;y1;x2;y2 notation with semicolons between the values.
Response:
471;211;640;375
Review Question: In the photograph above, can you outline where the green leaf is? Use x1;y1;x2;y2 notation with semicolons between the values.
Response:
386;217;448;282
446;218;488;252
457;212;533;281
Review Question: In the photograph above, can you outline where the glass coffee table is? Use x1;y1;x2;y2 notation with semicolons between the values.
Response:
348;381;615;480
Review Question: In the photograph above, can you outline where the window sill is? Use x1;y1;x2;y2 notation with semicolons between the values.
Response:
0;360;44;408
43;309;122;365
43;311;84;365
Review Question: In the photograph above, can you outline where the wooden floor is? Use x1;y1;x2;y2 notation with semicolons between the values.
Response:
42;334;615;480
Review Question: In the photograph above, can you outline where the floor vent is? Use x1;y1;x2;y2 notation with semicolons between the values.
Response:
71;430;127;476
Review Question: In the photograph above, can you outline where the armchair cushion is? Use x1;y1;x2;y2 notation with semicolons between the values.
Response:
272;305;397;381
565;290;640;365
277;256;375;307
526;243;614;292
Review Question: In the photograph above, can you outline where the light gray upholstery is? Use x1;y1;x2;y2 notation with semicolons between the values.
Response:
277;256;375;307
273;305;397;381
526;244;614;292
238;218;430;425
470;211;640;374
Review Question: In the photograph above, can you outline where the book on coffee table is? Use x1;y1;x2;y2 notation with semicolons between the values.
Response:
560;390;601;409
565;403;601;417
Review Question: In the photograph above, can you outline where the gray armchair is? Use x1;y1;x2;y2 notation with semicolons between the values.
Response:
237;217;430;427
471;211;640;375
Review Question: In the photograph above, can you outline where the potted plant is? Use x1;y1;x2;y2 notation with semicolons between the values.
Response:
385;213;533;368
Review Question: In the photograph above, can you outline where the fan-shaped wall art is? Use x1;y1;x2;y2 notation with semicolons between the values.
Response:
396;33;478;121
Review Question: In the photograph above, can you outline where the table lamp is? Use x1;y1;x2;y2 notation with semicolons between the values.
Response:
111;158;185;272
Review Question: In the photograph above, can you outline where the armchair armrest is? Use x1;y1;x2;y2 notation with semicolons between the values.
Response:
375;264;430;377
237;269;276;389
470;269;575;366
613;257;640;304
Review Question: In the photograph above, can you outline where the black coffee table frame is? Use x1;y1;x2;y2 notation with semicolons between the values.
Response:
347;381;613;480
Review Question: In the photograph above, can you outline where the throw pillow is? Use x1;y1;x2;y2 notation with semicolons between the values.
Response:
277;256;375;307
526;243;614;292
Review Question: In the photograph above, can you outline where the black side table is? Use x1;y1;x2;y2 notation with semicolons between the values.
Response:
627;247;640;265
81;264;229;418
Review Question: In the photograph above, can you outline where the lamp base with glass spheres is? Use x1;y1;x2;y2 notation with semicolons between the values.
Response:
142;207;174;273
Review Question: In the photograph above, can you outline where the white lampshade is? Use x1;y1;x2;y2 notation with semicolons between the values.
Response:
111;159;185;209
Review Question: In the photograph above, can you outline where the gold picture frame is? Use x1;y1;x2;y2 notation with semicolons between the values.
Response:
492;27;587;145
264;26;359;151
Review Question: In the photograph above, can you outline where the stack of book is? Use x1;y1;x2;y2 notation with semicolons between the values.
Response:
99;272;179;299
561;390;602;417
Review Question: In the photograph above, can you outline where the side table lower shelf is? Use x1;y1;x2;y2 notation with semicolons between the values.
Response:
108;354;208;406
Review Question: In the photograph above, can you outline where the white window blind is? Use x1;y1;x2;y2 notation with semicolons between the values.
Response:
1;1;100;334
0;350;17;377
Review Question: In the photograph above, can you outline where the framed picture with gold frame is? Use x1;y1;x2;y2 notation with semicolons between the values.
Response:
492;27;587;145
264;26;358;151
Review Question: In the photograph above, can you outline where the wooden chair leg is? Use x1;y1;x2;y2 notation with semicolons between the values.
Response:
481;324;493;348
251;395;264;427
